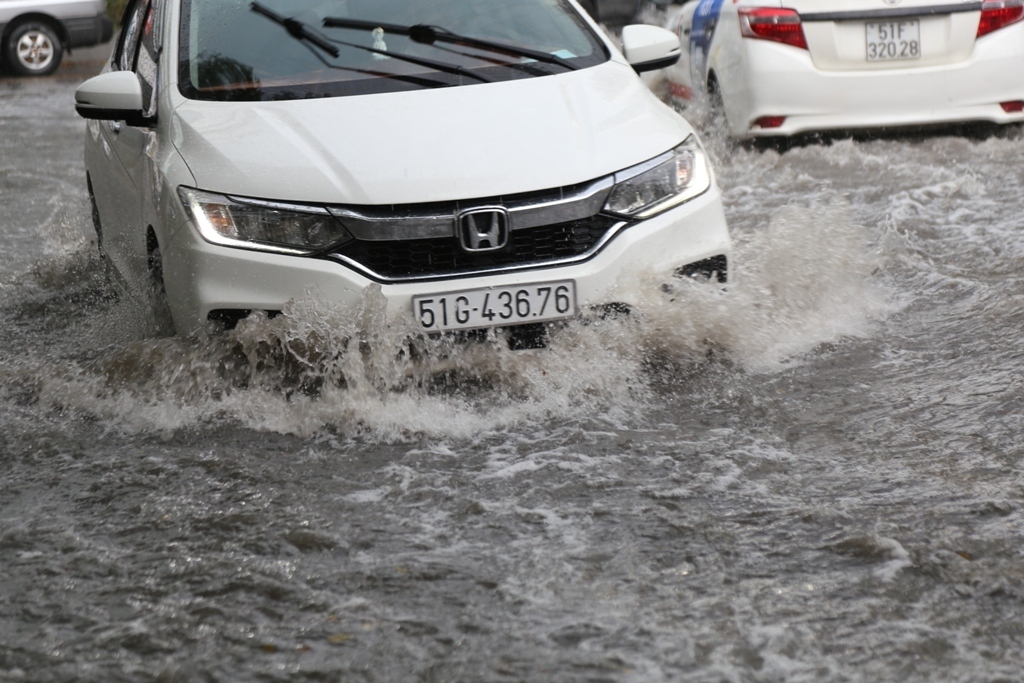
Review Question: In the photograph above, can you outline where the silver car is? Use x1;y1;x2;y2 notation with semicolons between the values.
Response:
577;0;673;26
0;0;113;75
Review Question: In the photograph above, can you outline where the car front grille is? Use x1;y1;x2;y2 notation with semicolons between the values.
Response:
329;214;620;281
321;176;626;282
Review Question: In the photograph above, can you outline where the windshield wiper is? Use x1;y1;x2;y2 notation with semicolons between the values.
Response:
251;3;492;84
322;18;579;71
251;2;340;58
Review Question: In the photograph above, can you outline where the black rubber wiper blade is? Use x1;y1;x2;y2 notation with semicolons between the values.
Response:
251;2;340;58
334;65;456;90
251;3;490;84
327;37;494;84
322;17;579;71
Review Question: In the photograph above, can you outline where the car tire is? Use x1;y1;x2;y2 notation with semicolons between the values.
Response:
86;176;106;257
146;230;178;336
3;21;64;76
706;73;730;138
86;173;127;294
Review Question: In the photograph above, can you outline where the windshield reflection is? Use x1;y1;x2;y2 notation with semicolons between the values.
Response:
178;0;607;101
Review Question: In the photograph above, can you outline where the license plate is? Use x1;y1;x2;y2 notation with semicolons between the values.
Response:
413;281;576;332
865;20;921;61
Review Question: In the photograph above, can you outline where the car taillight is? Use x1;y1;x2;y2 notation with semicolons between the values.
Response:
754;116;787;129
739;8;808;50
977;0;1024;37
669;82;694;100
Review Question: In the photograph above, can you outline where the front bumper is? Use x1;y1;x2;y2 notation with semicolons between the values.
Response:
161;187;731;335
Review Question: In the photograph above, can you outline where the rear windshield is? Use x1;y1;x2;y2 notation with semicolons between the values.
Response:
178;0;609;101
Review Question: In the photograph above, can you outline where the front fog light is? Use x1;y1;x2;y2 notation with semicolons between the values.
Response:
604;136;711;219
179;188;353;255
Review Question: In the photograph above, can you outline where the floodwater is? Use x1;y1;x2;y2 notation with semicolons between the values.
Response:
2;67;1024;683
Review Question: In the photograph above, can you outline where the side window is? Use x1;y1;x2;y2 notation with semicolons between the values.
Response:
118;0;148;72
116;0;159;119
136;4;159;117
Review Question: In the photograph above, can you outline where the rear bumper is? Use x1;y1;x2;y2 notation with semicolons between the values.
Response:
725;24;1024;137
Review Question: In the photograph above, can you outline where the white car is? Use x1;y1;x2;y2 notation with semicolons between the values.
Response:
74;0;730;344
663;0;1024;138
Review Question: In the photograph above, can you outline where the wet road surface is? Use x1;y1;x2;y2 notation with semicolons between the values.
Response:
2;48;1024;683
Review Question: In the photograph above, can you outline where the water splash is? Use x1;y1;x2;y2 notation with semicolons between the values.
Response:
0;193;888;440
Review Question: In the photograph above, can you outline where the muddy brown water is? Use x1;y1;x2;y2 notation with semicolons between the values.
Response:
2;69;1024;682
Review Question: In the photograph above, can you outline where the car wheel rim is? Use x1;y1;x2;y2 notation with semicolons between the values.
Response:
16;31;55;71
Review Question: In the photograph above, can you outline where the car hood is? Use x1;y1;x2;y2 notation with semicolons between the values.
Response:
170;61;692;205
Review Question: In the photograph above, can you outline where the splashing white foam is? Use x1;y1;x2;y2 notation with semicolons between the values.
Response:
3;193;890;439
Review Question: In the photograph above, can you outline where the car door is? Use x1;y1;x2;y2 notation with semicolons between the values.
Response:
90;0;159;281
689;0;725;90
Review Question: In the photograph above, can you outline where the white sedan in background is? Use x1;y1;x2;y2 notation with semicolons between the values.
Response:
663;0;1024;138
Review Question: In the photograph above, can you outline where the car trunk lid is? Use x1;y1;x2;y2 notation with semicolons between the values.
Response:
780;0;985;71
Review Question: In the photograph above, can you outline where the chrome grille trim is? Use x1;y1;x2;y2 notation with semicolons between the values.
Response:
508;176;614;229
324;219;630;284
326;176;614;241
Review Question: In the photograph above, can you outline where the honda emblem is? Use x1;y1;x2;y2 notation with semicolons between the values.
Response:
457;208;510;252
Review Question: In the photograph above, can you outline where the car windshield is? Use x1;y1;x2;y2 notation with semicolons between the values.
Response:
178;0;608;101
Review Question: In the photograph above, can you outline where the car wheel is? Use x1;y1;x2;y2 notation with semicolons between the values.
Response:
86;176;106;257
705;73;730;139
146;230;177;336
4;21;63;76
85;174;127;295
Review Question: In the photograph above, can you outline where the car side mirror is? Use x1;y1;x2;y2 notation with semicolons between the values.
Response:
621;24;682;73
75;71;152;127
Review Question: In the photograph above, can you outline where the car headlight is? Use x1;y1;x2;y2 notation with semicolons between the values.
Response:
604;136;711;219
178;188;353;255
